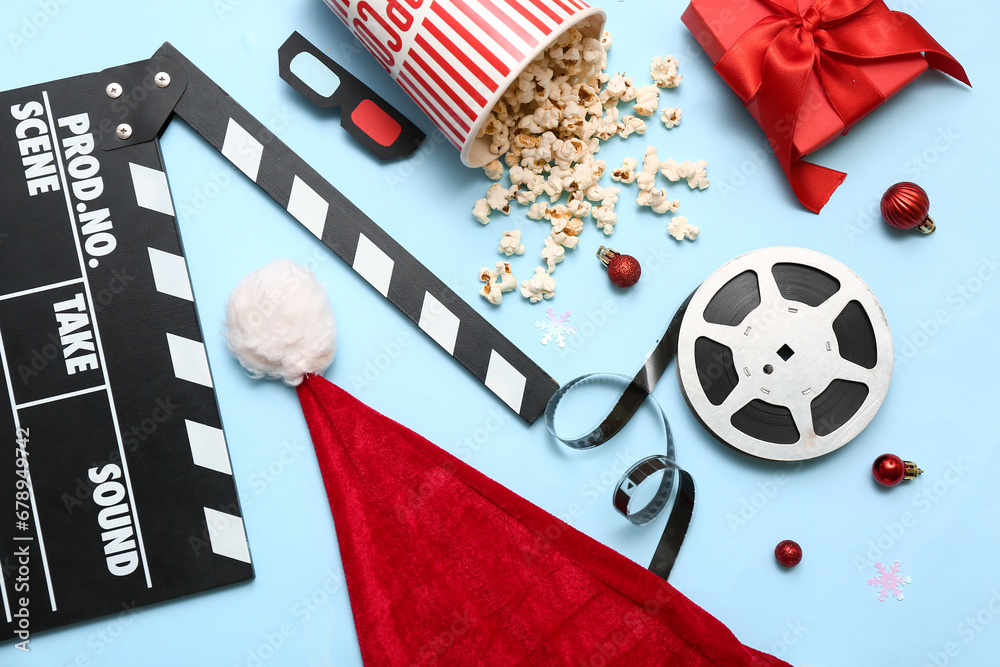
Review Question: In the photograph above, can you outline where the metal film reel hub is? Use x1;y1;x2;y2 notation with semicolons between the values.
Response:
676;247;893;461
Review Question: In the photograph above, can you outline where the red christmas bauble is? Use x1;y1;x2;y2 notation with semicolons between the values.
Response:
608;254;641;288
774;540;802;567
880;182;935;234
872;453;906;486
872;454;923;486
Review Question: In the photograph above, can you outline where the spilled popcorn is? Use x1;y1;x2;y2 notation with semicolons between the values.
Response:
473;29;709;304
498;229;526;257
660;108;682;129
667;215;700;241
479;261;518;305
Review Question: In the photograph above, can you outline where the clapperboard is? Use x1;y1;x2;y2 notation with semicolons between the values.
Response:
0;71;253;639
0;42;562;638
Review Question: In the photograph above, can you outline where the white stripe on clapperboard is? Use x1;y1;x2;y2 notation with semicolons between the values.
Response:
49;91;154;595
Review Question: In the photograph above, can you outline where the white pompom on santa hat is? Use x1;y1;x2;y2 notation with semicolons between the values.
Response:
223;258;337;385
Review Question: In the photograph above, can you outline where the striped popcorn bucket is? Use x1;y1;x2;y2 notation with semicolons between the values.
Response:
323;0;606;166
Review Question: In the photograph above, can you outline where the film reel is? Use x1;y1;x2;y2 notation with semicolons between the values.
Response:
675;247;893;461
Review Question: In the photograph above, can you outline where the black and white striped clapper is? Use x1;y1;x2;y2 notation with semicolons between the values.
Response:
155;42;560;425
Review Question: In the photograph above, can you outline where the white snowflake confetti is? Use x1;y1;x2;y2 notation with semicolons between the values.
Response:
536;308;577;348
867;561;911;601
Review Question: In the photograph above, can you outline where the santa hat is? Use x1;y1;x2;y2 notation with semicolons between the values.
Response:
224;260;789;667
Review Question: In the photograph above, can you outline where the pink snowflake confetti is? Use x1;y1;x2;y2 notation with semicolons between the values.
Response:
867;561;911;601
536;309;576;348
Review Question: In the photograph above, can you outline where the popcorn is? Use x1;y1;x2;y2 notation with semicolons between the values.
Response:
601;186;621;208
635;171;657;192
541;235;566;272
661;159;710;189
569;160;605;193
650;56;682;89
611;157;638;184
520;266;556;303
617;115;646;139
555;137;588;166
592;108;621;140
479;267;503;305
593;186;620;235
600;30;612;51
479;261;519;305
508;164;528;185
473;198;491;225
555;215;584;238
512;167;546;205
567;196;592;220
527;201;549;220
600;72;629;107
633;85;660;117
650;191;680;215
620;79;639;103
483;159;504;180
498;229;526;256
486;182;516;213
685;159;710;190
545;164;573;201
551;231;581;249
546;203;572;225
660;158;683;183
642;145;661;175
667;215;700;241
583;183;606;202
660;108;682;129
495;261;518;292
593;204;618;235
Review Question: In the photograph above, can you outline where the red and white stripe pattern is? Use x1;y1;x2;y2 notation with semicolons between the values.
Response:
324;0;593;149
325;0;350;22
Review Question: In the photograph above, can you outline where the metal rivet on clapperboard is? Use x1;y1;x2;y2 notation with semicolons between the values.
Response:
106;82;122;98
154;72;171;88
116;123;132;140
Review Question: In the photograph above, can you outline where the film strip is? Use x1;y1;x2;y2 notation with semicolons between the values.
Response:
145;43;559;425
544;371;695;581
1;72;251;639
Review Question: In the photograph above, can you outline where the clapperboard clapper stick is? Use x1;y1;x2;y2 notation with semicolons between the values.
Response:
134;42;559;424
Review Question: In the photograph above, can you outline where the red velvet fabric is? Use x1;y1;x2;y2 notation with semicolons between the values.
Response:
298;375;790;666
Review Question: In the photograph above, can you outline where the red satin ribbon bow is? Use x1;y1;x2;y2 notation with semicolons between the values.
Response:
715;0;970;213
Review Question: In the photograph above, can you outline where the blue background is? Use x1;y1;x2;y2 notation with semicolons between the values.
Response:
1;0;997;665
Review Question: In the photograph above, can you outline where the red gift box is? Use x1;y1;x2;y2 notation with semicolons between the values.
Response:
681;0;970;212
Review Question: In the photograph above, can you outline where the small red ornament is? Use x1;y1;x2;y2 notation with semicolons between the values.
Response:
872;454;923;486
881;182;935;234
597;246;641;288
774;540;802;568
